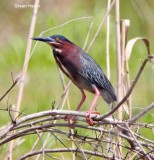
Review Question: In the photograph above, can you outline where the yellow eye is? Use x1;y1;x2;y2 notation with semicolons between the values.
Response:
55;37;60;42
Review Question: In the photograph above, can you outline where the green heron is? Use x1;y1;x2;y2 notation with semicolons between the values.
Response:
32;35;117;125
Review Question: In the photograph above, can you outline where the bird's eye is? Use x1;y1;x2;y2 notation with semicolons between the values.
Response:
55;37;60;42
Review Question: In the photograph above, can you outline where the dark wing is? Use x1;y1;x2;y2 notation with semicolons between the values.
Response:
80;51;117;102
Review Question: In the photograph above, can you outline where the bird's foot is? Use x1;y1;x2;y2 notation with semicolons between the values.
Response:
85;111;100;126
64;115;77;128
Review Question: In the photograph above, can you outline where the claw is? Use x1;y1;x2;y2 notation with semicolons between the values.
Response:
85;111;100;125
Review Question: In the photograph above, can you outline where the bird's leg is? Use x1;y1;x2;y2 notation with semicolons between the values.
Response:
86;86;100;125
75;90;86;111
64;90;86;125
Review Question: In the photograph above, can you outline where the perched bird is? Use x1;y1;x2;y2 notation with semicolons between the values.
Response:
32;35;117;125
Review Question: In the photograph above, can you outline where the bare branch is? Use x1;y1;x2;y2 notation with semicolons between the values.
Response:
18;148;112;160
96;55;153;120
129;102;154;124
0;76;20;102
125;123;152;160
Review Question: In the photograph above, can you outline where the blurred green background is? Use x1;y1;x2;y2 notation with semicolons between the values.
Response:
0;0;153;159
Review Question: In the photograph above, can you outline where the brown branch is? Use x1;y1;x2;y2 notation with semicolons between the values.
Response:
0;114;153;150
0;109;153;141
96;54;153;120
18;148;112;160
0;108;153;159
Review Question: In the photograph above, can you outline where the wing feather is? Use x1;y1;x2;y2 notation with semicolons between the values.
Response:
80;51;117;102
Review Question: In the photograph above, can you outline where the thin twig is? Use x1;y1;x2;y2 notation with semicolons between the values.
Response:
87;0;116;52
30;16;93;59
125;123;152;160
83;21;93;50
0;76;20;102
18;148;111;160
1;110;154;149
129;102;154;124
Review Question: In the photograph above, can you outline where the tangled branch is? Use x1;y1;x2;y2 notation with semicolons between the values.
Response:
0;54;153;160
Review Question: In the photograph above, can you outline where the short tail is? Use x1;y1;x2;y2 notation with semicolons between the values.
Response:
100;89;117;104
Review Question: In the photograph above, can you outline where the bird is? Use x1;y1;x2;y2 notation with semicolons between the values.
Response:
32;35;117;125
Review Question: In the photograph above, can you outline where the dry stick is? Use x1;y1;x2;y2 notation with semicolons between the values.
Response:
1;107;154;142
120;20;126;93
106;0;111;80
1;115;112;138
12;124;147;159
60;82;72;110
115;0;122;119
30;124;45;160
18;148;111;160
115;0;122;158
1;110;154;149
26;134;40;159
105;1;116;156
87;0;116;52
6;1;40;160
131;122;154;130
51;133;79;160
129;102;154;124
15;0;39;120
45;128;130;149
2;117;154;159
29;121;69;159
96;55;152;120
2;121;153;151
83;22;93;51
39;17;93;36
55;81;71;110
117;123;154;146
77;143;88;160
134;130;154;146
1;123;154;151
0;77;20;102
118;123;152;157
58;68;71;110
123;20;131;117
4;111;153;142
53;134;135;158
125;123;152;160
121;20;128;116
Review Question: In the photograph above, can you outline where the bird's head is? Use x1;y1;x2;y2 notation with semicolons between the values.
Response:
32;35;74;54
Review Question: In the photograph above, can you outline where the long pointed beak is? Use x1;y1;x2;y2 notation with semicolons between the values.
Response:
32;37;55;42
